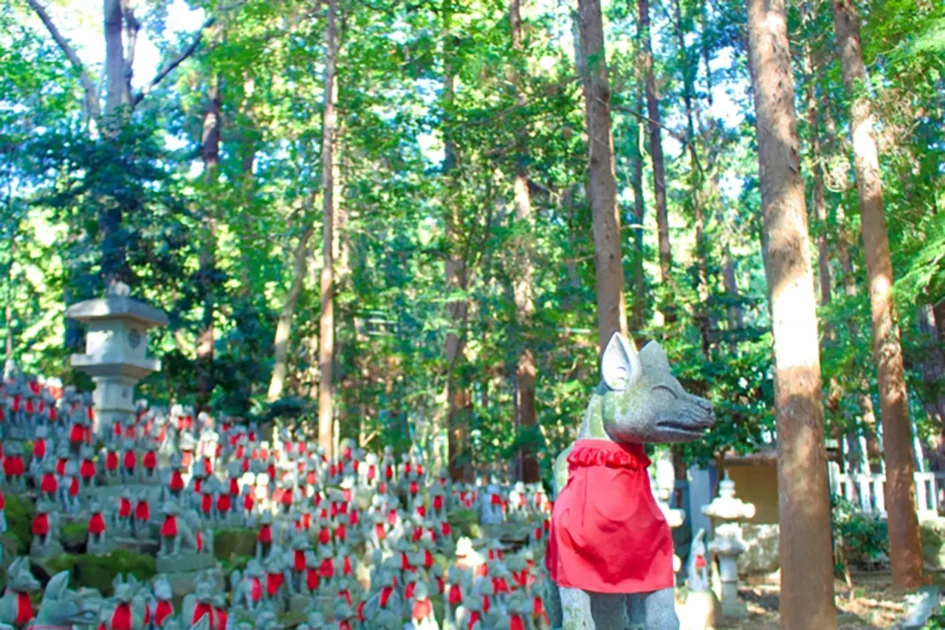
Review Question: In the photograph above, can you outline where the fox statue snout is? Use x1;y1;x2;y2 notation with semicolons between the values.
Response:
599;332;715;444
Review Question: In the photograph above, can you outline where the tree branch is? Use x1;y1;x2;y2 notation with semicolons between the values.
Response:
26;0;101;121
612;103;705;175
133;16;216;107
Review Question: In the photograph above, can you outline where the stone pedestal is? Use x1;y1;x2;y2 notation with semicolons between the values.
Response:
65;283;167;437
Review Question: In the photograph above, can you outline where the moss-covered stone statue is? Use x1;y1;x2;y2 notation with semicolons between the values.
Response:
546;333;715;630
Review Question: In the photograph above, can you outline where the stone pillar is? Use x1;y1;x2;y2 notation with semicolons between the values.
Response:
65;282;168;436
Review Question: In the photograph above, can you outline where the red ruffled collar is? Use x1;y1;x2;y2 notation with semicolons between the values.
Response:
567;439;650;470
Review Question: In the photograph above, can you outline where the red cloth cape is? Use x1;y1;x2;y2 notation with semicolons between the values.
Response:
545;439;673;594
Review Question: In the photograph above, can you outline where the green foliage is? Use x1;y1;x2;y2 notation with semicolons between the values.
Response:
831;496;889;572
213;527;258;561
3;493;35;555
45;550;157;595
2;0;942;481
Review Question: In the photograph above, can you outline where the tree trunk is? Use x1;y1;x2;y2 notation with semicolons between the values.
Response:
638;0;673;321
745;0;838;626
4;234;14;365
800;25;831;310
268;223;315;401
101;0;130;286
918;305;945;468
628;80;646;334
103;0;125;124
196;75;221;412
577;0;628;350
440;0;470;482
832;0;923;588
317;0;339;459
509;0;539;483
673;0;710;356
443;78;470;482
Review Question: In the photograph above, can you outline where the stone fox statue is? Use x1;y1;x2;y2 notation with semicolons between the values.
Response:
546;333;715;630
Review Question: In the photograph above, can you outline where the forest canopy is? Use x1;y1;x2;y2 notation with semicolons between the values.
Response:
1;0;944;485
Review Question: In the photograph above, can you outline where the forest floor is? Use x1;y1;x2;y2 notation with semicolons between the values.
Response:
717;570;942;629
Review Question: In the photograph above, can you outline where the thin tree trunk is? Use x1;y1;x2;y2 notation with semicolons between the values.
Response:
832;0;923;587
268;223;315;401
196;75;221;412
800;17;831;310
629;80;646;334
918;305;945;468
721;250;740;352
440;0;470;482
101;0;129;286
4;234;14;364
317;0;339;459
103;0;125;124
836;232;883;467
639;0;673;323
509;0;539;483
577;0;629;350
673;0;710;356
745;0;838;626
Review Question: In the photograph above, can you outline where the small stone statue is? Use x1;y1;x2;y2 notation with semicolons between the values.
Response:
31;571;100;627
410;581;438;630
86;497;110;553
146;575;175;628
2;442;26;490
0;557;40;627
30;500;63;558
99;574;146;630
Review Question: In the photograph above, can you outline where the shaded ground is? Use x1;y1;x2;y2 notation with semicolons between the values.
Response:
718;571;940;629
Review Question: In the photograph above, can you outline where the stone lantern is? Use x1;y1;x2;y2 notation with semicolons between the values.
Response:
701;472;755;618
66;282;168;437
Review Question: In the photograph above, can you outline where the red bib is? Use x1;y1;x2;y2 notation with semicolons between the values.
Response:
161;515;178;537
111;603;132;630
88;513;106;534
154;600;173;626
545;439;673;594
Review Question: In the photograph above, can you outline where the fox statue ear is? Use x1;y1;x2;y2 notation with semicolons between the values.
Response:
601;332;643;391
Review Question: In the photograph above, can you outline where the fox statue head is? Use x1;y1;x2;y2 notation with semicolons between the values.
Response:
579;333;715;444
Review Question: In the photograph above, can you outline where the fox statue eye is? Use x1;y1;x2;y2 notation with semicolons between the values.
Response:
651;385;678;399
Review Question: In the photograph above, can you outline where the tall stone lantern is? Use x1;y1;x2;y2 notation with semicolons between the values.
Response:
66;282;168;436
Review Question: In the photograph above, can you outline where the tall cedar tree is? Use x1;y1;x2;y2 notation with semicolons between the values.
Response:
745;0;838;626
638;0;673;323
197;73;221;411
509;0;539;482
442;0;471;482
318;0;340;458
831;0;923;587
576;0;628;349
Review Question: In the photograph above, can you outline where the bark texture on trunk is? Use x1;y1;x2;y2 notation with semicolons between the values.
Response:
268;224;315;401
196;75;221;411
638;0;672;314
509;0;539;483
318;0;339;459
577;0;628;350
746;0;838;626
104;0;126;123
441;0;471;482
832;0;923;587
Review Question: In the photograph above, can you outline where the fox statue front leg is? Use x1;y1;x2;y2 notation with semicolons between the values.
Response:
547;333;715;630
